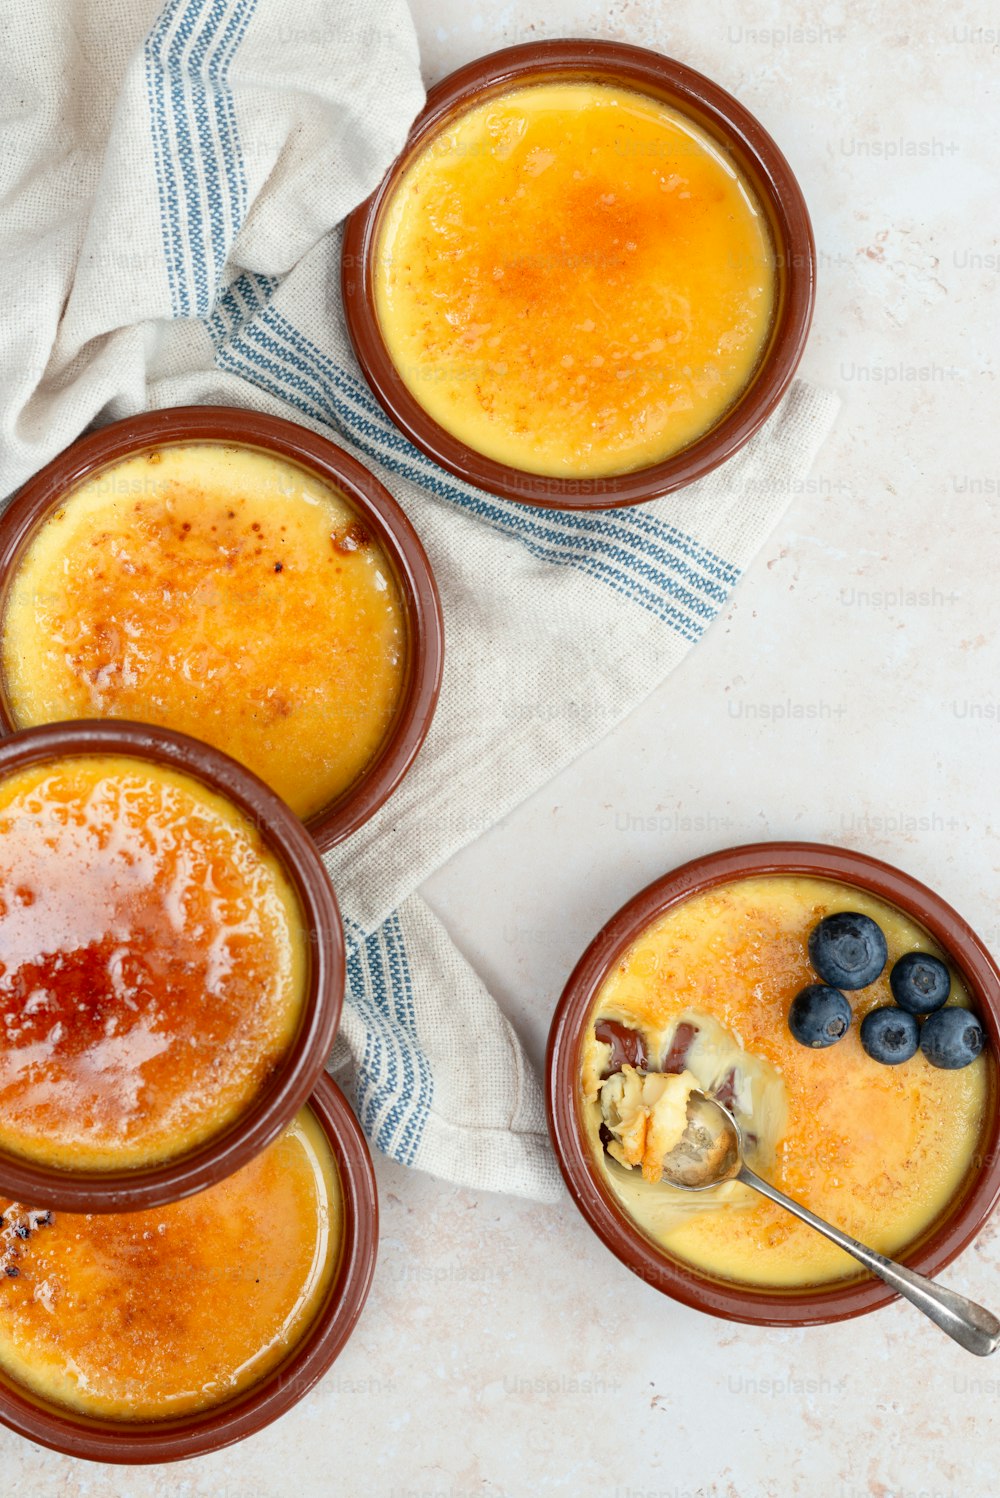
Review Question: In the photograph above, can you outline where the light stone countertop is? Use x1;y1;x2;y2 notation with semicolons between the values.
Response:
10;4;1000;1496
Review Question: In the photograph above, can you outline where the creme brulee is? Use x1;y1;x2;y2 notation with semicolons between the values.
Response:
375;81;776;477
0;1108;341;1420
0;753;306;1171
581;877;988;1288
0;443;406;820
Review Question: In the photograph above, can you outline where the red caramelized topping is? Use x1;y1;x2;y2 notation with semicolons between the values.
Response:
594;1018;648;1077
661;1022;699;1074
331;521;372;555
0;759;296;1166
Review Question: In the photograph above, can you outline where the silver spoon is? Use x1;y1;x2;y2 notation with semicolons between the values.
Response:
659;1090;1000;1356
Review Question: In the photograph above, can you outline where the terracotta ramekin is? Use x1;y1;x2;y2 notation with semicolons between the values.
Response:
547;842;1000;1326
0;719;345;1213
0;406;444;853
0;1074;378;1463
343;38;816;510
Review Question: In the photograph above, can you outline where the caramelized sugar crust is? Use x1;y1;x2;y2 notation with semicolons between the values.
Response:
2;444;406;820
0;754;306;1170
0;1110;341;1419
376;82;776;477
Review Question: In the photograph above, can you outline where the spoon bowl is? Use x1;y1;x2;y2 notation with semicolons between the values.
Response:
657;1089;743;1190
658;1089;1000;1356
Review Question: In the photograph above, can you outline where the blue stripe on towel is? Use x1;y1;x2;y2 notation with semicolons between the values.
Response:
144;0;259;316
187;0;232;297
205;0;258;264
205;270;279;348
144;0;189;314
345;917;433;1166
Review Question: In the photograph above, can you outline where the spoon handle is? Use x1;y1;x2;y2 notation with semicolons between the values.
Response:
737;1164;1000;1356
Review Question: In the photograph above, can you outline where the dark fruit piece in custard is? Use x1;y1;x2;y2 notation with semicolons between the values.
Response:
713;1068;738;1110
788;984;852;1048
662;1022;698;1073
859;1005;920;1065
920;1007;985;1070
594;1018;648;1077
890;951;951;1014
809;912;888;990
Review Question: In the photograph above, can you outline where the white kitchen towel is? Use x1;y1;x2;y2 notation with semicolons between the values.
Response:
0;0;838;1202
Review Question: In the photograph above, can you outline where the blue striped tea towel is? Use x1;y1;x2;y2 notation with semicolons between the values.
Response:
0;0;838;1201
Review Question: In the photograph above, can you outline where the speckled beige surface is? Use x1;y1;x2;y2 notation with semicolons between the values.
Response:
7;4;999;1495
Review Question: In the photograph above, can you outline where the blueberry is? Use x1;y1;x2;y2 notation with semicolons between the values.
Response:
788;984;852;1048
808;912;888;990
859;1005;920;1065
889;951;951;1014
920;1007;985;1070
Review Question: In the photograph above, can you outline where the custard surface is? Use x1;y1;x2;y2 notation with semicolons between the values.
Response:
0;754;306;1170
582;876;988;1288
1;443;406;820
376;81;776;477
0;1109;341;1420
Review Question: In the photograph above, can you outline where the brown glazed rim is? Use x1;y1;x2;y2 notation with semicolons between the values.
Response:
546;842;1000;1326
0;1073;378;1463
0;405;444;853
342;38;816;510
0;719;345;1213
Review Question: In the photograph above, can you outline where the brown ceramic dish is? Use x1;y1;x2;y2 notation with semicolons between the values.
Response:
547;842;1000;1325
343;38;815;509
0;719;345;1213
0;406;443;852
0;1073;377;1463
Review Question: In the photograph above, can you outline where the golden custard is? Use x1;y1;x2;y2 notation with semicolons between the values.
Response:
1;443;406;820
375;81;776;477
581;877;989;1288
0;1108;341;1420
0;754;306;1171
